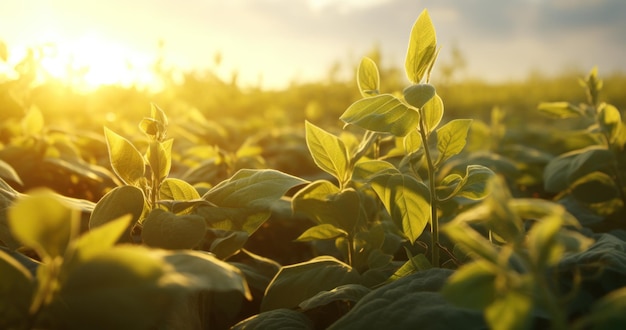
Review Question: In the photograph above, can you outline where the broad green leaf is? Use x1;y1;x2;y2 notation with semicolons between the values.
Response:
232;309;314;330
8;189;79;260
295;224;348;242
104;127;146;185
89;185;145;242
485;290;532;330
570;171;620;204
160;177;201;201
160;249;251;299
538;102;582;118
298;284;371;311
304;121;350;183
403;128;423;154
292;181;360;233
203;169;307;209
146;139;173;182
357;57;380;97
421;94;444;133
207;229;249;260
543;146;614;193
598;104;622;143
442;260;497;310
435;119;472;166
370;173;430;243
56;246;183;330
351;159;397;183
141;209;206;250
0;250;34;326
0;159;23;186
195;206;271;234
403;83;435;109
387;252;432;283
405;9;437;83
261;256;360;311
438;165;494;201
340;94;419;137
509;198;579;228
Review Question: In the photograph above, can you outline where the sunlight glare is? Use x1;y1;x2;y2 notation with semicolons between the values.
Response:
37;33;158;91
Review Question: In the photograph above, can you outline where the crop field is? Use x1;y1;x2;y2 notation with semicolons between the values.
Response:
1;7;626;330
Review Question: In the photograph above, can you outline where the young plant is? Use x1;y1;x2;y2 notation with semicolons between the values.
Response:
539;67;626;227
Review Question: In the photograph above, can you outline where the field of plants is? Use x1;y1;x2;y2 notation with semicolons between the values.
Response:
1;9;626;330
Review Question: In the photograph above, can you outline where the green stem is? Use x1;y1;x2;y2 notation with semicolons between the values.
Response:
418;121;439;267
346;235;354;267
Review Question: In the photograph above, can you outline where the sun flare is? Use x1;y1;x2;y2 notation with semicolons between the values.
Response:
36;33;157;91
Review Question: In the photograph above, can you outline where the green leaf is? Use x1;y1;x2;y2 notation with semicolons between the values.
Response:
526;213;568;268
261;256;360;311
570;171;620;204
405;9;437;83
304;121;350;183
8;189;79;260
89;185;145;242
160;178;201;202
340;94;419;137
370;173;430;243
485;290;532;330
538;102;582;118
436;119;472;166
403;83;435;109
203;169;307;209
438;165;495;201
421;94;444;133
207;229;249;260
351;159;397;183
56;246;183;330
403;128;423;154
598;104;622;144
198;169;306;235
160;249;251;299
442;220;499;264
141;209;206;250
299;283;371;311
387;252;432;282
0;250;34;326
295;224;348;242
232;309;314;330
543;146;615;193
292;181;360;232
67;215;132;265
0;159;23;186
104;127;146;185
357;57;380;97
146;139;172;182
442;260;497;310
587;286;626;329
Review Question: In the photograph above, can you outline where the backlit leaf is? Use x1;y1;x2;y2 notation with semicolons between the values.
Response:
207;230;249;260
570;171;619;204
261;256;360;311
299;283;371;311
442;260;497;310
405;9;437;83
232;309;314;330
436;119;472;166
160;178;200;201
438;165;494;201
104;127;146;185
598;104;622;143
146;139;172;182
421;94;444;133
485;290;532;330
538;102;582;118
370;173;430;243
8;189;79;260
543;146;615;193
0;159;23;186
22;107;44;136
357;57;380;97
403;83;435;109
304;121;350;183
442;220;499;264
340;94;419;137
295;224;348;242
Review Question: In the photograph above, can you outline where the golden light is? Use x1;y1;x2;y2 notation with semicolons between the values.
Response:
36;33;158;91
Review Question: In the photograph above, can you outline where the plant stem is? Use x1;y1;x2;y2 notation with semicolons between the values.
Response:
418;121;440;267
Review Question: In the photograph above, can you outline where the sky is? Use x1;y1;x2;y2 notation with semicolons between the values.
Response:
1;0;625;90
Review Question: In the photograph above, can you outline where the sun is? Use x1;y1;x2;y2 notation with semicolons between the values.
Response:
37;33;157;91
